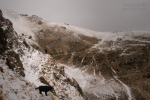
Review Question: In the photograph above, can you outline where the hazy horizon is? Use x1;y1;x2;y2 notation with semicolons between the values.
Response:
0;0;150;32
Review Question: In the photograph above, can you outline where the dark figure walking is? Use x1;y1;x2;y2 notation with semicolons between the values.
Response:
45;49;47;54
35;86;53;96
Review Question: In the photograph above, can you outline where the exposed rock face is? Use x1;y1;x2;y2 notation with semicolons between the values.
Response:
1;9;150;100
21;53;85;99
0;9;86;100
0;10;8;52
0;10;25;77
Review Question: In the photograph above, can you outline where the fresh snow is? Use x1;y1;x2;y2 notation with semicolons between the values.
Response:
109;86;119;100
0;58;53;100
1;9;149;100
64;64;127;99
2;9;86;100
114;76;132;100
2;9;150;45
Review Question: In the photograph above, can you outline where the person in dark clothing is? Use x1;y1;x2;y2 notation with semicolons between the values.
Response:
45;49;47;54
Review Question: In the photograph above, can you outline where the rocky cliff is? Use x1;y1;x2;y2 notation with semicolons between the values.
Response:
0;9;85;100
0;9;150;100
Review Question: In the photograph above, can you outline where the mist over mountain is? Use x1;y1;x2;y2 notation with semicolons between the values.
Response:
0;9;150;100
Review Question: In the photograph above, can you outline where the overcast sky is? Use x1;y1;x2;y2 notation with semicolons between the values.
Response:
0;0;150;32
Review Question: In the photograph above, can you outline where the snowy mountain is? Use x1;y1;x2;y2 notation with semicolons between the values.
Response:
0;9;150;100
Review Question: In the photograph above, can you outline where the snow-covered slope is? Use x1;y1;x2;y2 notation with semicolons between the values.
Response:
0;9;54;100
0;9;85;100
0;58;54;100
1;9;150;100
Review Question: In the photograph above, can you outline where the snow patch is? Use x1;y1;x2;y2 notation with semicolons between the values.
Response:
114;76;132;100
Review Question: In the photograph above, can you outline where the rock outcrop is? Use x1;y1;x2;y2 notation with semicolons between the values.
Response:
1;9;150;100
0;9;86;100
0;9;25;77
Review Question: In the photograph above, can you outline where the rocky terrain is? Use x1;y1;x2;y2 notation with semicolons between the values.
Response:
0;9;150;100
0;9;85;100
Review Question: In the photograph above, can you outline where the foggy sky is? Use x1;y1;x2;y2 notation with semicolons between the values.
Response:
0;0;150;32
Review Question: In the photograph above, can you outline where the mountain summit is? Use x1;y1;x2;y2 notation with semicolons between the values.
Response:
0;9;150;100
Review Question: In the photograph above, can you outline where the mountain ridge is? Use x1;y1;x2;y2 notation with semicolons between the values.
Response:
0;9;150;100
